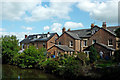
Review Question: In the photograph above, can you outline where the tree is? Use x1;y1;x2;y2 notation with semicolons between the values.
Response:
2;35;19;64
15;46;47;68
115;28;120;38
114;50;120;62
114;28;120;62
89;45;97;63
77;52;87;66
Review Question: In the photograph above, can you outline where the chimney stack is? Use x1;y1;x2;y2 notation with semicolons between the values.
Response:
67;28;71;31
102;22;107;29
62;27;66;33
91;23;94;29
25;35;27;38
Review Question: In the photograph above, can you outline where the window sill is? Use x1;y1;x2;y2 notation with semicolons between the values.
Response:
108;45;113;46
69;46;73;47
83;46;88;47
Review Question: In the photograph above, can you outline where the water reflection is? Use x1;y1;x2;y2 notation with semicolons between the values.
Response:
2;64;61;80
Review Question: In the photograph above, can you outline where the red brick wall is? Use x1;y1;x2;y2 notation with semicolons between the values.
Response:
88;29;116;49
56;33;76;50
47;46;64;57
47;34;59;49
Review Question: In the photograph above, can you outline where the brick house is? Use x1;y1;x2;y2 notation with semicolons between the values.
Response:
48;22;120;57
20;32;59;50
47;45;74;58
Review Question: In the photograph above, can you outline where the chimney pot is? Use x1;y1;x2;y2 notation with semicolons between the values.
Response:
102;22;107;29
25;35;27;38
62;27;66;33
68;28;71;31
91;23;94;29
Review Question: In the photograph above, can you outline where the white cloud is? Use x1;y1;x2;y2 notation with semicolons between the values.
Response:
0;28;6;31
44;26;50;31
51;23;62;34
24;1;72;22
1;0;73;22
64;22;84;29
1;0;118;23
21;26;33;30
77;0;119;23
0;32;32;42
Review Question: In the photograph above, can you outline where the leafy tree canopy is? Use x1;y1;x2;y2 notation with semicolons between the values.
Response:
1;35;19;64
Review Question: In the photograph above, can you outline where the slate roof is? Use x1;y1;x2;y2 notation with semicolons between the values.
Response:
55;45;75;52
20;33;57;43
83;43;115;51
97;43;115;51
67;26;120;38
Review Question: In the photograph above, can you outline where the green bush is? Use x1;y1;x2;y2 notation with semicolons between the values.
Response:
89;45;97;63
12;46;47;68
114;50;120;62
1;35;19;64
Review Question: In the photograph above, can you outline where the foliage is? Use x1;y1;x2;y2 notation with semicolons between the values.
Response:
77;52;87;66
1;35;19;64
12;46;47;68
89;45;97;63
114;50;120;62
115;28;120;38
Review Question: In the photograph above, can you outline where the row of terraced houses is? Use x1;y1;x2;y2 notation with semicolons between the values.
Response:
20;22;120;58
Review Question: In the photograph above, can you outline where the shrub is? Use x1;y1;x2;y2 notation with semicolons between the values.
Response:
89;45;97;63
114;50;120;62
1;35;19;64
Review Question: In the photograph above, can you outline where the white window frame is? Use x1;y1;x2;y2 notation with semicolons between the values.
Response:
58;42;61;45
83;40;87;47
92;39;96;44
108;39;113;46
69;41;73;47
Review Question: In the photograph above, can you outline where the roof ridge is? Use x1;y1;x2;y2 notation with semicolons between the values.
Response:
107;26;120;28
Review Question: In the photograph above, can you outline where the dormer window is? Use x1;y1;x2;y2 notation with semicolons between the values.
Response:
47;34;50;37
108;39;113;46
92;30;95;34
69;41;73;47
37;35;41;38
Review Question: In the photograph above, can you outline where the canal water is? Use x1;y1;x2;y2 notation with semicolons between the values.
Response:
2;64;62;80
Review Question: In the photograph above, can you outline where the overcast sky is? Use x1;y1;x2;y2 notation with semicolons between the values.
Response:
0;0;119;41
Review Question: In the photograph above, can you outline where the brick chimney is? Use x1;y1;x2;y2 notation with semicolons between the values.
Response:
102;22;107;29
48;32;50;34
91;23;94;29
62;27;66;33
67;28;71;31
25;35;27;38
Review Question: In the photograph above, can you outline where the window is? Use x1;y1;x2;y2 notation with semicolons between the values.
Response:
92;39;96;44
70;52;73;56
108;39;113;46
58;52;61;56
27;44;29;48
43;43;46;48
37;42;38;49
92;30;95;34
22;44;24;49
83;40;87;46
58;42;61;45
69;41;73;47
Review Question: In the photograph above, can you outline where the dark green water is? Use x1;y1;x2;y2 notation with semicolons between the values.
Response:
2;64;62;80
